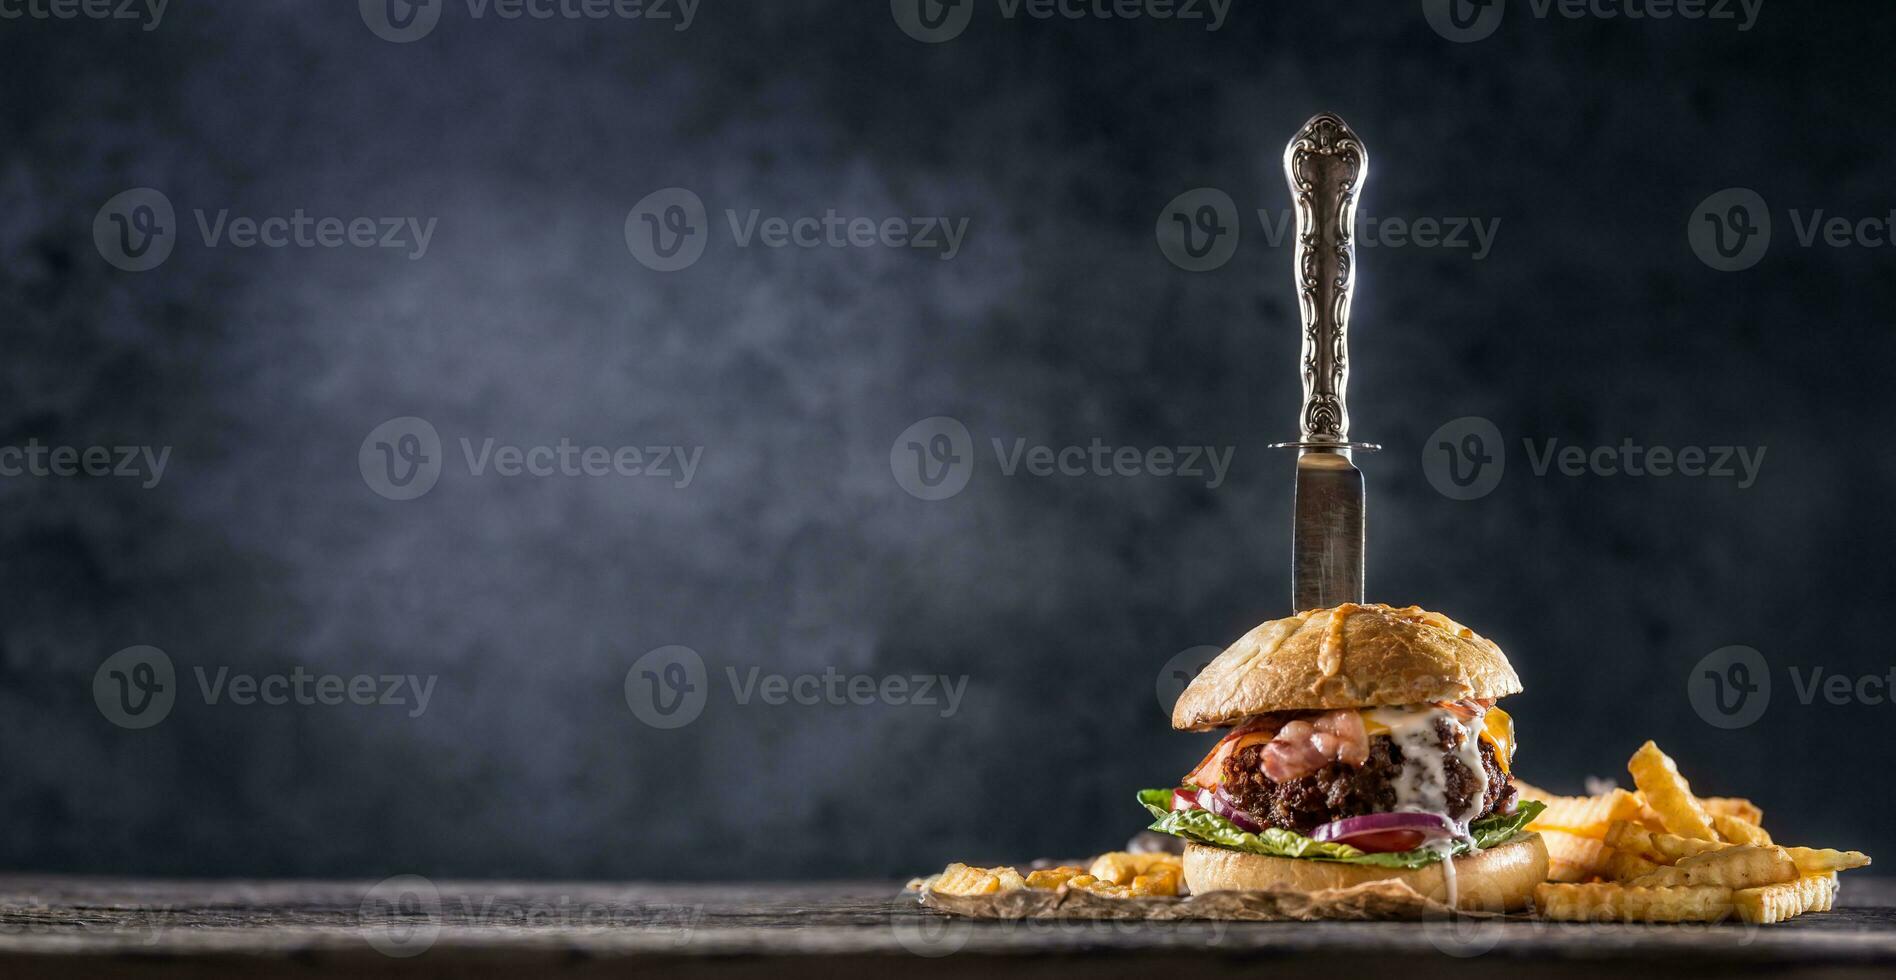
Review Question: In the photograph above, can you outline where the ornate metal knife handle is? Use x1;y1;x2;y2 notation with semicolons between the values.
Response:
1284;113;1369;448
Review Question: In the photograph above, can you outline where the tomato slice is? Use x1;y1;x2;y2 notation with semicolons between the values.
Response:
1335;829;1427;854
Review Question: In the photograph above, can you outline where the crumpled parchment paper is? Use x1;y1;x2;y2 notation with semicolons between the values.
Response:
918;879;1484;921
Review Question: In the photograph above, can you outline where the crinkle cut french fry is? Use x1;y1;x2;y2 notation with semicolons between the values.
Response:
1543;862;1591;884
1532;742;1870;925
1534;882;1734;923
1541;830;1615;881
1700;797;1764;825
1784;847;1872;875
933;863;1004;896
1633;792;1760;830
1634;798;1670;833
1713;814;1773;846
1629;846;1798;890
1024;867;1087;890
1129;865;1182;897
934;854;1188;900
1529;789;1645;838
1604;819;1659;860
1629;741;1719;840
1735;874;1838;924
1606;819;1733;864
1607;849;1664;882
1087;852;1182;886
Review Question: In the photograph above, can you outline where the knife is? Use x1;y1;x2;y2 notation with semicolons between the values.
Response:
1275;113;1379;612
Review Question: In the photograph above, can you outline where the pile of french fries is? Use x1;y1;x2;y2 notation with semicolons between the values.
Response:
918;851;1185;899
1524;740;1870;924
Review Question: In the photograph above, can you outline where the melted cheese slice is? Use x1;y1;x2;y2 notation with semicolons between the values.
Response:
1482;705;1514;774
1357;705;1513;773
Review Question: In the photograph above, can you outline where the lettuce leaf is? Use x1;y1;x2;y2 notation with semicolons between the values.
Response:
1139;789;1545;870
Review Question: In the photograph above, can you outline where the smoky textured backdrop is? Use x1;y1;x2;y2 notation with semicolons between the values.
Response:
3;0;1893;880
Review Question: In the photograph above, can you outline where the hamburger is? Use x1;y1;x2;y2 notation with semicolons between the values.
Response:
1139;603;1548;911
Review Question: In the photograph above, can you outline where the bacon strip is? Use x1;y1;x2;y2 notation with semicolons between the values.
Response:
1261;721;1326;782
1184;708;1382;787
1183;716;1283;788
1313;708;1369;766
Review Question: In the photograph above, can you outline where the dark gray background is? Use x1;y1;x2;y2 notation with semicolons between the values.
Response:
3;0;1893;880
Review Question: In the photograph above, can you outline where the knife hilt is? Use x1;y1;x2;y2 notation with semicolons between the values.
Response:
1278;113;1377;452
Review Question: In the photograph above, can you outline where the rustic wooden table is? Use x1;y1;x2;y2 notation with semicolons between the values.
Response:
2;875;1892;979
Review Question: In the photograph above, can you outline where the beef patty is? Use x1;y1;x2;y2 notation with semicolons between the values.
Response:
1219;719;1515;834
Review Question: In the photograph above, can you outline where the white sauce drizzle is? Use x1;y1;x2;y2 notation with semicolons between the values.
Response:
1361;704;1490;910
1424;837;1460;909
1361;705;1490;832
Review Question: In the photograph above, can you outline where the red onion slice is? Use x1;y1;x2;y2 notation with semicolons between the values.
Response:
1311;812;1457;848
1200;788;1265;833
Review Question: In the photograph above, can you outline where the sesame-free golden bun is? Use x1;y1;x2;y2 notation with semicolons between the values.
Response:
1172;603;1522;731
1182;834;1548;912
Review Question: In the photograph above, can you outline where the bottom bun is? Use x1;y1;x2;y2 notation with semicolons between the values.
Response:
1182;833;1548;912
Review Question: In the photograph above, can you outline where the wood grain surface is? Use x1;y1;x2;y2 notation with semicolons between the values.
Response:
2;875;1892;979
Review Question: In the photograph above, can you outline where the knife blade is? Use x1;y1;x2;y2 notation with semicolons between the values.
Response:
1279;112;1375;612
1292;448;1365;611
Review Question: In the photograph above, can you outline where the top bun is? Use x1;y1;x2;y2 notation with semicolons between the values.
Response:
1172;603;1521;730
